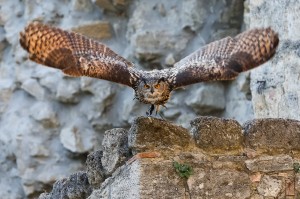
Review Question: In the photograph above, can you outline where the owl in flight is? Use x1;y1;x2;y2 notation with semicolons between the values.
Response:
20;22;279;115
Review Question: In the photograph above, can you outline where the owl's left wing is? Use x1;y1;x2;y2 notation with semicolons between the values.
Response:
168;28;279;89
20;22;141;87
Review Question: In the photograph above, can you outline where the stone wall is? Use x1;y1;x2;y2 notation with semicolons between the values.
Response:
244;0;300;120
40;116;300;199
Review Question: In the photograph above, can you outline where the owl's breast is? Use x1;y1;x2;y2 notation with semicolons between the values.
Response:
135;90;170;105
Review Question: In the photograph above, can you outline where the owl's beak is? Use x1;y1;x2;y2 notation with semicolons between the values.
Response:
150;87;154;93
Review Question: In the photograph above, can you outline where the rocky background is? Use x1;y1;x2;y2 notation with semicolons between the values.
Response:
0;0;299;198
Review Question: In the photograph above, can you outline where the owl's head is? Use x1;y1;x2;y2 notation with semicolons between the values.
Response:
135;77;171;105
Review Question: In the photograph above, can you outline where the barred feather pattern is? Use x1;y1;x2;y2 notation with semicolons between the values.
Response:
170;28;279;88
20;22;279;109
20;22;141;87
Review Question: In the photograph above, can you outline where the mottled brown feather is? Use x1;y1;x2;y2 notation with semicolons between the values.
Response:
20;22;140;86
171;28;279;88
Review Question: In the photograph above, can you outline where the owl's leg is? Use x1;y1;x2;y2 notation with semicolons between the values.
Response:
146;104;155;116
155;105;160;115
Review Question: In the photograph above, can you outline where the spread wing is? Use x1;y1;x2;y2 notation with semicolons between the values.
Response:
20;22;141;87
169;28;279;88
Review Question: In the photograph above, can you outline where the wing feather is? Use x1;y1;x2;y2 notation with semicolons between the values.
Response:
170;28;279;88
20;22;140;87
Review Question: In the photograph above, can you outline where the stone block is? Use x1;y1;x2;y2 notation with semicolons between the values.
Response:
191;116;244;153
128;117;193;154
188;169;250;199
244;119;300;152
245;155;293;172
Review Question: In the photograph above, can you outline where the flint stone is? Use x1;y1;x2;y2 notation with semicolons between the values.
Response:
244;118;300;152
245;155;293;172
128;117;192;154
191;116;243;153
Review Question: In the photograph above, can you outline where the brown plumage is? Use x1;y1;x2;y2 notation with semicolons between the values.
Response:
20;22;279;115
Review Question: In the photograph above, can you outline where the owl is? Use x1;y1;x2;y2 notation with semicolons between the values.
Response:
20;22;279;115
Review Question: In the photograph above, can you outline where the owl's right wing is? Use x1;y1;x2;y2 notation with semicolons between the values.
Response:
168;28;279;89
20;22;141;87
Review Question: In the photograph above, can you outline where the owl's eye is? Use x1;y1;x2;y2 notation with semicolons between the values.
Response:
144;84;150;89
154;84;160;89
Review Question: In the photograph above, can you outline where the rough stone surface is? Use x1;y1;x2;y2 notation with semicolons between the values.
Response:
38;171;92;199
60;124;96;153
185;83;226;114
245;155;293;172
245;0;300;120
257;175;283;197
88;161;140;199
188;169;251;199
86;150;105;189
191;116;244;153
128;117;193;154
244;119;300;152
101;128;130;176
39;117;300;198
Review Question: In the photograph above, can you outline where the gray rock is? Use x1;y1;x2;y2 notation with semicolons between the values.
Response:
88;161;140;199
60;123;96;154
56;78;81;103
245;0;300;120
0;140;25;199
86;150;105;189
30;101;59;128
101;128;130;176
0;79;15;115
39;171;92;199
257;175;283;197
21;78;45;100
185;83;226;114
